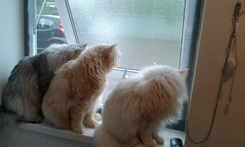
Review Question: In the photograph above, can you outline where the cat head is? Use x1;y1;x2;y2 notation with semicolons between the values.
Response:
142;63;188;100
100;43;121;72
47;44;87;71
139;64;188;122
67;44;88;59
82;43;121;73
179;69;188;78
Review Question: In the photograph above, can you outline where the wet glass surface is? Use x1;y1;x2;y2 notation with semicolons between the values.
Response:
68;0;185;69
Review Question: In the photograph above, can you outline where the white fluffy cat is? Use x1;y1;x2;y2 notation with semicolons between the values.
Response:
94;64;187;147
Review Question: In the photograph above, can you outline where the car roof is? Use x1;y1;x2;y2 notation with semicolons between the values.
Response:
40;15;60;19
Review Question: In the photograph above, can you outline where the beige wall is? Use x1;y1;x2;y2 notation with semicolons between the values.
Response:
0;0;24;100
186;0;245;146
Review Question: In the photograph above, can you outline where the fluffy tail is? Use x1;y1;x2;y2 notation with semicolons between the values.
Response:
0;105;21;125
0;113;19;125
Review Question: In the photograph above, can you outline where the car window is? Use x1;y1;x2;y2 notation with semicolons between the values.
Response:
37;18;54;29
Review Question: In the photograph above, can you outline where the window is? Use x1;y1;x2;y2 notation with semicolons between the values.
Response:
31;0;202;132
60;0;185;104
67;0;184;69
36;0;67;53
21;1;245;146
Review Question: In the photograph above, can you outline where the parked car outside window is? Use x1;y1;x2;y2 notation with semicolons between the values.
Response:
37;15;67;53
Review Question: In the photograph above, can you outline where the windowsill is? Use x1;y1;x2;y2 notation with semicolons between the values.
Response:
13;122;186;147
16;122;94;144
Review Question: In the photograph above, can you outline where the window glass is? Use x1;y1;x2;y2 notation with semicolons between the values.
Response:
37;0;58;15
68;0;185;105
36;0;67;53
68;0;185;69
67;0;185;104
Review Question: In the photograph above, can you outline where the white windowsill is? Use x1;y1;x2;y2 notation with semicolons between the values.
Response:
14;122;185;147
16;122;94;144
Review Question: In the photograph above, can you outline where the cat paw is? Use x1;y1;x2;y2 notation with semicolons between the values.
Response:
142;139;156;147
94;113;101;121
72;127;83;134
127;138;140;146
84;120;98;128
33;115;43;123
154;137;164;145
25;115;43;123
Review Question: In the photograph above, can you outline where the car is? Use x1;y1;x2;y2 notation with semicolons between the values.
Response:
37;15;67;53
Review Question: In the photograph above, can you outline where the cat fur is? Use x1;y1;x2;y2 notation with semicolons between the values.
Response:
42;43;121;134
93;65;187;147
2;44;87;123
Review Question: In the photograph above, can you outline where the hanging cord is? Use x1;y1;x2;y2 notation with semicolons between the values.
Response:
187;2;242;144
228;38;237;102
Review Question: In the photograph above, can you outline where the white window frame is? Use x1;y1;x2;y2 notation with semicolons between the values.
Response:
55;0;193;131
56;0;77;44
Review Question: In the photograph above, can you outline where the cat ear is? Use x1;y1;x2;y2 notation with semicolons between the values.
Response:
75;49;83;56
77;44;88;49
153;62;158;66
83;44;88;48
109;43;118;52
75;44;87;56
179;69;188;76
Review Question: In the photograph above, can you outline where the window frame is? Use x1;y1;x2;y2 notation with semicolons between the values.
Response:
24;0;36;56
55;0;203;131
24;0;204;132
56;0;78;45
22;0;245;145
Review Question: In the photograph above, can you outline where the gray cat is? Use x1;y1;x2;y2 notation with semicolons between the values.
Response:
2;44;87;123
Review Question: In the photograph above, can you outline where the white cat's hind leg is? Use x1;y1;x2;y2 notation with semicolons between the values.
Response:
126;137;140;147
138;126;157;147
84;112;98;128
152;130;164;145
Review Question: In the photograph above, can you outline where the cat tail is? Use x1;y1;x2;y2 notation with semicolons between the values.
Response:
0;113;19;125
0;106;21;125
93;124;130;147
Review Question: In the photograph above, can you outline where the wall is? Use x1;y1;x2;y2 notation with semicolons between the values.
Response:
186;0;245;146
0;0;24;100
